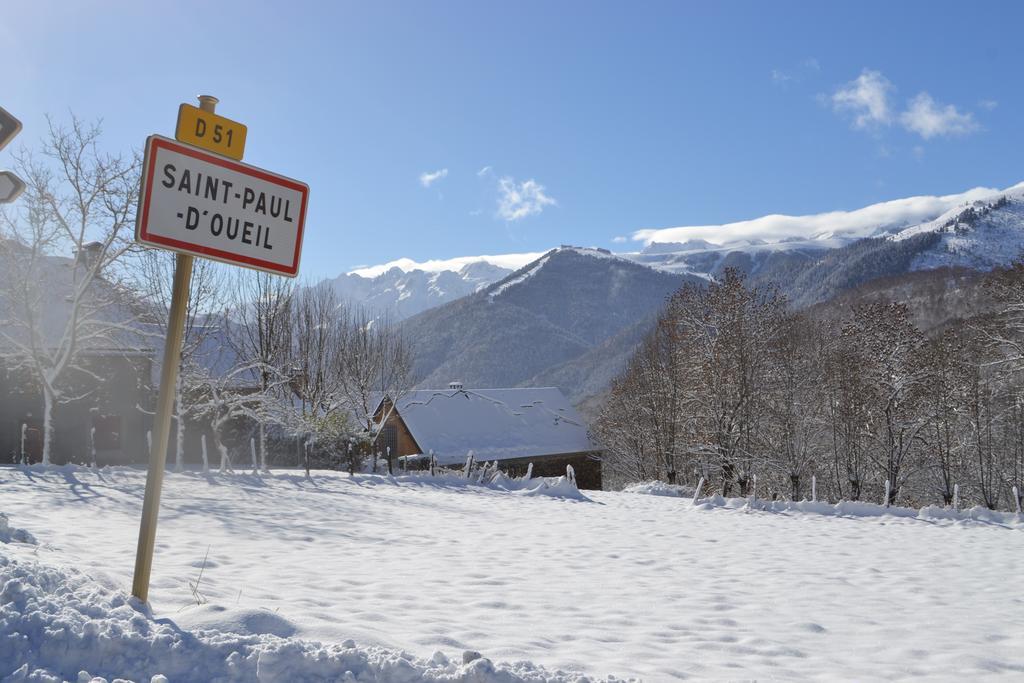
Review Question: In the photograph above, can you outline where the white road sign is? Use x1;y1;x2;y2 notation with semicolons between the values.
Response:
135;135;308;277
0;106;22;152
0;170;25;204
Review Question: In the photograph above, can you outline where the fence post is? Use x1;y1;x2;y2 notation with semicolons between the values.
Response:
811;475;817;503
953;483;959;511
692;476;705;505
884;480;891;508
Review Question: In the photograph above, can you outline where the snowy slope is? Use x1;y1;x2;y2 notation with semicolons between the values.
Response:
891;183;1024;271
403;247;694;393
2;466;1023;681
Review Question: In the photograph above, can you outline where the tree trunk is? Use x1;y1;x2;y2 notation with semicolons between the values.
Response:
215;425;230;473
42;387;54;466
175;415;186;472
721;461;735;496
259;421;268;472
849;476;861;501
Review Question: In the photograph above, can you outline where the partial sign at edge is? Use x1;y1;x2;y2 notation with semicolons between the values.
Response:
0;170;25;204
0;106;22;152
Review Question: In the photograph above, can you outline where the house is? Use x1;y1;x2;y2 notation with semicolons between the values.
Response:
0;241;156;465
0;350;155;465
374;383;603;489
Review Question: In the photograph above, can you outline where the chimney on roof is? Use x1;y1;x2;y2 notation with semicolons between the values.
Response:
76;241;103;272
449;381;464;391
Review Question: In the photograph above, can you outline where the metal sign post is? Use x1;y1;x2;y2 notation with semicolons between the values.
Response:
130;96;209;603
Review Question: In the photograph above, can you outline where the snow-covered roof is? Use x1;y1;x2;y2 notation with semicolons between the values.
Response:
386;387;597;465
0;241;151;354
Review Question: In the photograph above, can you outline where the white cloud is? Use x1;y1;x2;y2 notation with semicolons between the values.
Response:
477;165;492;177
419;168;448;188
496;176;556;221
979;99;998;110
349;252;545;278
631;183;1020;247
772;58;819;86
900;93;980;139
831;69;893;129
611;236;627;243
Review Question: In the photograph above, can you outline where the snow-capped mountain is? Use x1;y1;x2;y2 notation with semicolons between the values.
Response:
403;247;698;401
320;253;543;320
328;182;1024;320
622;182;1024;279
317;180;1024;405
892;184;1024;271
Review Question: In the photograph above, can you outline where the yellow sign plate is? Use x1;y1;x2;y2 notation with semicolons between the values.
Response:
175;103;247;160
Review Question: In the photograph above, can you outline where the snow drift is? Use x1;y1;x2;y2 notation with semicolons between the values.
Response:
0;514;612;683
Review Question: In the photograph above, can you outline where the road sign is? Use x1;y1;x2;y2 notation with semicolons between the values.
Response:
133;95;312;604
0;106;22;152
135;135;308;277
175;103;247;160
0;170;25;203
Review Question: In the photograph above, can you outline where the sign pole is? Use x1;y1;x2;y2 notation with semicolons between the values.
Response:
131;96;217;603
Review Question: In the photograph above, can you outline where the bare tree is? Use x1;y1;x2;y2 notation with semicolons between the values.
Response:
230;270;294;470
0;116;140;464
764;312;827;500
289;285;345;476
665;270;785;495
919;330;968;505
132;249;228;470
334;304;414;474
846;303;929;506
190;363;280;474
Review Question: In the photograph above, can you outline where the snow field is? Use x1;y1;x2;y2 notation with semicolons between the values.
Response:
2;465;1024;681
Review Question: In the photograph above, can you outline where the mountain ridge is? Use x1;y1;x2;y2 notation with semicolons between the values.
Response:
320;181;1024;321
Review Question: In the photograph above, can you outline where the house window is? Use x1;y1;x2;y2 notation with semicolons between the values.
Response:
381;424;398;456
92;415;122;450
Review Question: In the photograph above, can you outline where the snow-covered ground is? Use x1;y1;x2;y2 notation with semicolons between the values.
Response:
2;466;1024;681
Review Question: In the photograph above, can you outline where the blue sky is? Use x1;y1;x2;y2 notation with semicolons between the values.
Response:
2;1;1022;280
